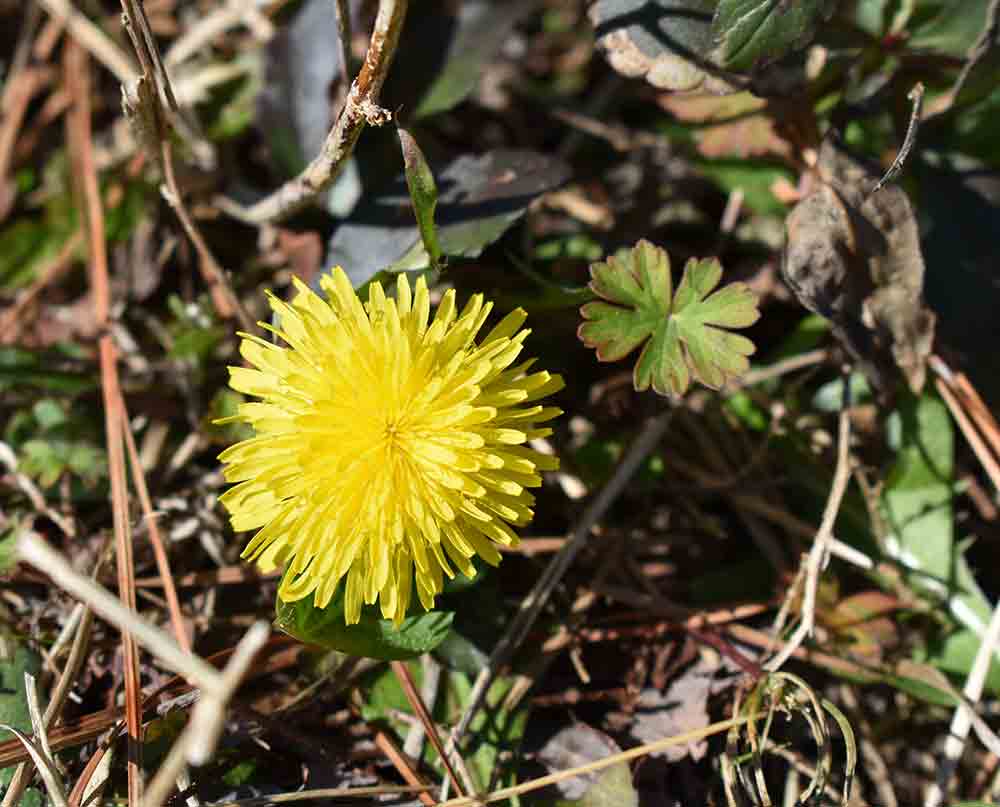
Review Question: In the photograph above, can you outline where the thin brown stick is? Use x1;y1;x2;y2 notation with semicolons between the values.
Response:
0;230;82;341
119;390;191;652
221;0;408;223
64;40;144;806
373;731;436;807
134;566;281;589
160;138;253;331
935;379;1000;492
0;66;54;215
391;660;471;799
932;356;1000;473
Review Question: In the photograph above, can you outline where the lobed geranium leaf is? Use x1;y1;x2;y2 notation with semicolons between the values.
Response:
578;240;760;397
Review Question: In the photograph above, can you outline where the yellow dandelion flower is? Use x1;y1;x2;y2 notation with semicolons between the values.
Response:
218;268;564;626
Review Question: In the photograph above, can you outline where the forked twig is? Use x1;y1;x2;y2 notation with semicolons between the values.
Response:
118;0;253;331
220;0;408;223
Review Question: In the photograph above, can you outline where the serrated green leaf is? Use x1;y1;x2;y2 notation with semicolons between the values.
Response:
578;240;759;396
710;0;835;71
275;587;453;661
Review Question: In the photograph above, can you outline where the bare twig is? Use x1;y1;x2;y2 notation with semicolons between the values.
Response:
18;534;222;694
1;597;94;807
117;0;254;331
730;348;829;389
197;785;433;806
438;715;753;807
222;0;408;223
926;602;1000;807
931;355;1000;491
870;82;924;196
766;389;853;672
33;0;137;84
373;731;436;807
17;533;271;807
403;655;441;760
440;409;674;799
165;0;274;67
333;0;353;91
926;0;1000;117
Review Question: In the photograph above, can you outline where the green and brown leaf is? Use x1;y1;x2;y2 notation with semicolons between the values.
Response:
578;240;760;396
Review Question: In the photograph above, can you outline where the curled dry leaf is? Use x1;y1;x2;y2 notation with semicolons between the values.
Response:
782;136;936;393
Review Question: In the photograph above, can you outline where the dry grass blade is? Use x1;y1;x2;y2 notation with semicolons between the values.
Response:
438;715;753;807
765;387;853;672
724;672;856;807
119;388;190;652
63;37;144;806
0;723;68;807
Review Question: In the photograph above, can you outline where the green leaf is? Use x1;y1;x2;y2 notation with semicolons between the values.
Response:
907;0;991;56
275;588;454;661
881;392;997;689
0;640;44;791
578;240;760;396
398;128;443;270
328;149;569;289
710;0;836;71
0;530;17;575
0;347;96;395
361;663;528;792
384;0;537;119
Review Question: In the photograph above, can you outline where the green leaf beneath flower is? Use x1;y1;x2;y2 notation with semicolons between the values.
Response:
578;240;760;396
275;589;454;661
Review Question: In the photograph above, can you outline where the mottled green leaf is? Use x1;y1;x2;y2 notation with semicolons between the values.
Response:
711;0;836;71
578;240;759;396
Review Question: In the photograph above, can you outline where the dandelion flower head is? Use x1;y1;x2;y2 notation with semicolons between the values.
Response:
219;268;564;625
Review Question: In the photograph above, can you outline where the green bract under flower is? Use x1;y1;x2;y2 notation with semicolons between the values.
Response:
218;268;564;626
